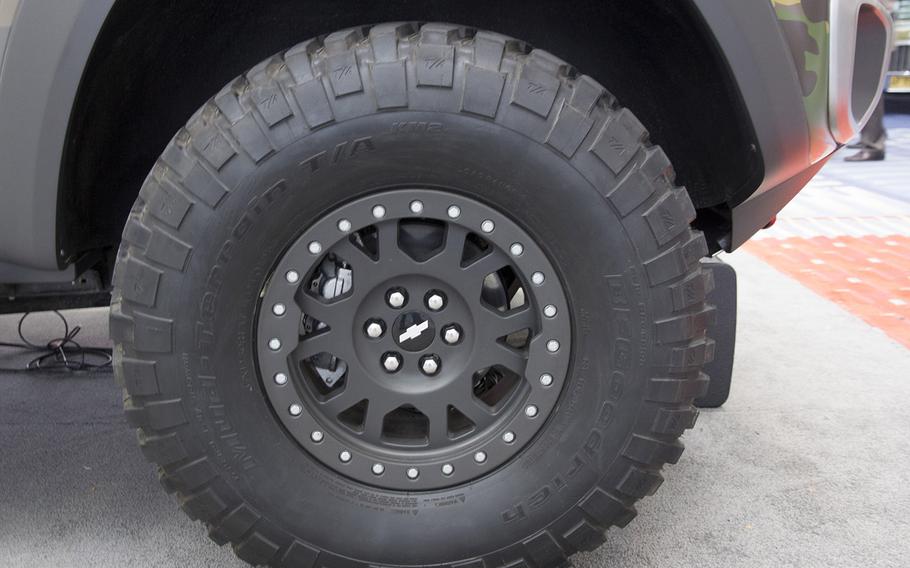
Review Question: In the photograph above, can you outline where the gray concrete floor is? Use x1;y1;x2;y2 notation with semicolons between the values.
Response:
1;252;908;567
577;252;910;568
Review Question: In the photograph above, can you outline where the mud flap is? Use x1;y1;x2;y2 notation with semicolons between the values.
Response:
696;257;737;408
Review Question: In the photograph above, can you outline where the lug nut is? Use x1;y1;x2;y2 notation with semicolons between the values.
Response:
406;467;420;480
420;355;441;376
426;291;446;311
441;463;455;476
543;305;557;318
382;352;402;373
481;219;495;233
531;272;545;285
442;325;461;345
387;289;407;308
365;320;385;339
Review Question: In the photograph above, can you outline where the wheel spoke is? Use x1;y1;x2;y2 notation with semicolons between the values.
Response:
446;224;470;258
476;305;536;343
469;340;527;376
331;238;377;268
423;224;469;272
297;291;338;326
421;370;490;428
376;221;402;263
293;268;364;344
451;392;495;428
461;248;511;280
317;383;365;418
290;330;343;362
324;241;394;302
419;401;452;447
360;398;395;445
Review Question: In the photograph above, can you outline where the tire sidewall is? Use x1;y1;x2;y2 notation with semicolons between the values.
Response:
155;111;651;562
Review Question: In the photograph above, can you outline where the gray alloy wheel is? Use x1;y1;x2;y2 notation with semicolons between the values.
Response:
257;189;570;490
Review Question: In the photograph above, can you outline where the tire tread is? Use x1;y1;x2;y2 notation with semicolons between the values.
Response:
112;22;713;568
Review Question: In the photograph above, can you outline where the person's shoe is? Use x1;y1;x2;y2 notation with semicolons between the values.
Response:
844;149;885;162
846;142;864;149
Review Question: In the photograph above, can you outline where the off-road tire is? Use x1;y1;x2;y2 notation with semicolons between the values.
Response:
111;22;714;567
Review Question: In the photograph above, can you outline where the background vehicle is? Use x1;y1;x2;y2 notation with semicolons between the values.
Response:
0;1;892;566
887;0;910;93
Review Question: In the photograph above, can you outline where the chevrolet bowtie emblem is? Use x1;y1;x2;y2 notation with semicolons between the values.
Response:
399;320;430;343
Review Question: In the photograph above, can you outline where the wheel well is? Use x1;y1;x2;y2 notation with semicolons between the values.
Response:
59;0;759;266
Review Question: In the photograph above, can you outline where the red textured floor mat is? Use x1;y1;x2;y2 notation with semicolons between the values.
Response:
745;235;910;349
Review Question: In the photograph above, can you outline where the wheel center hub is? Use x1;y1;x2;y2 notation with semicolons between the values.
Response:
394;312;436;352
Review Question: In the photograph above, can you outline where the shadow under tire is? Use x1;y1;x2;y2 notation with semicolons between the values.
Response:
110;22;714;567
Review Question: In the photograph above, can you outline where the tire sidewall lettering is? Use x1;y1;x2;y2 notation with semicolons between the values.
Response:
167;112;652;557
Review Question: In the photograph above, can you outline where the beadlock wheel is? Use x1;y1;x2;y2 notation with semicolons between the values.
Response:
112;22;712;568
257;189;570;490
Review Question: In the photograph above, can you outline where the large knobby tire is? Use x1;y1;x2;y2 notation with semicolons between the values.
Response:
111;23;714;567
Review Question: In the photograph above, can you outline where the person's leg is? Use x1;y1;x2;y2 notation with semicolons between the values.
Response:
846;96;886;161
861;96;886;151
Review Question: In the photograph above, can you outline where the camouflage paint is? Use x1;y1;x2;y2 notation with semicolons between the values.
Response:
772;0;837;160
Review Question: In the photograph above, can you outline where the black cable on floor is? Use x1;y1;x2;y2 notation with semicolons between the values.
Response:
0;311;113;373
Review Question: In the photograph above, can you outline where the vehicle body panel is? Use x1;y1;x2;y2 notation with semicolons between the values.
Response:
886;1;910;92
0;0;892;277
773;0;837;162
697;0;890;248
694;0;814;248
828;0;892;142
0;0;113;273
